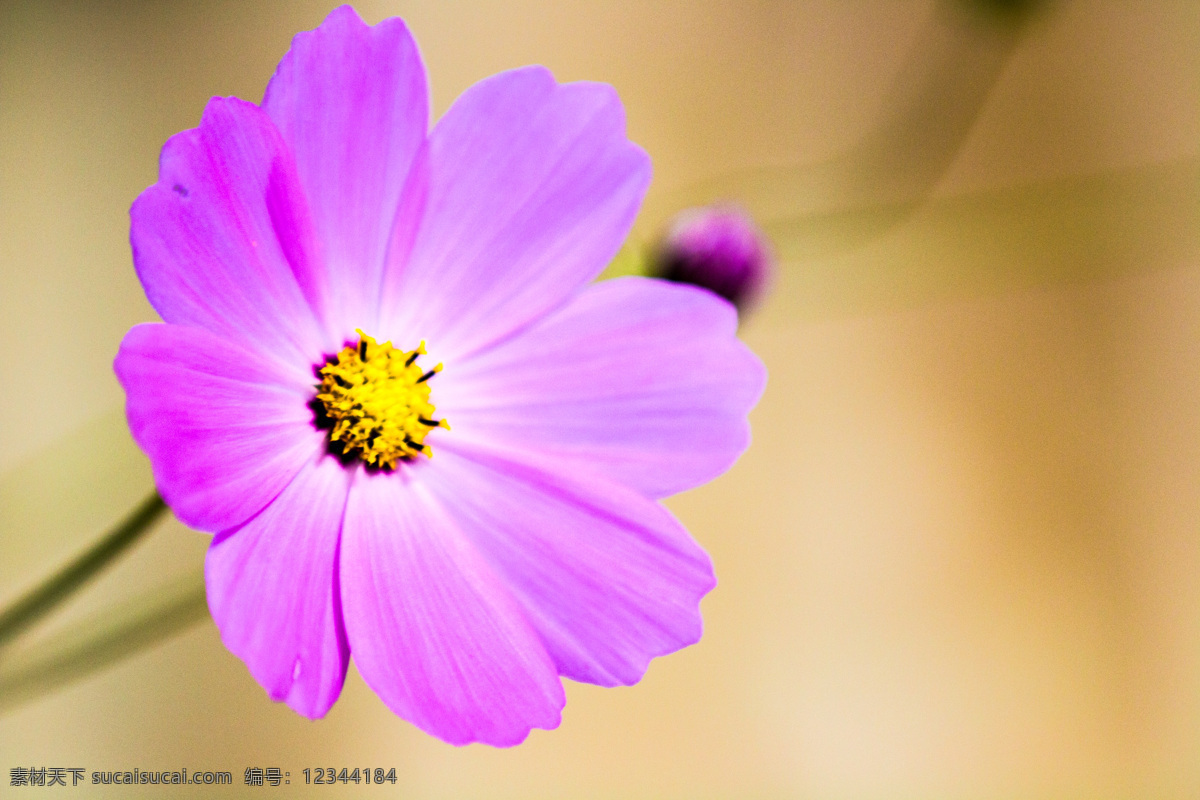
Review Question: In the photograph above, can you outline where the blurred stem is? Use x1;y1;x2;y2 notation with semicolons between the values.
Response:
643;0;1031;236
597;240;651;281
0;568;208;713
0;491;166;648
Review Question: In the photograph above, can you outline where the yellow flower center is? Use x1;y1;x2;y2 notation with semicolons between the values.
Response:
314;330;449;470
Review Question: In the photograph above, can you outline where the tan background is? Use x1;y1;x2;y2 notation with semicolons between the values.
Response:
1;0;1199;797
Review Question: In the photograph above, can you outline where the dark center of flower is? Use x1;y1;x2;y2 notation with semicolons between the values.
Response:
314;330;448;470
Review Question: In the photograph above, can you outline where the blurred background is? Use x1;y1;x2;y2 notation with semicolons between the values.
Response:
1;0;1198;797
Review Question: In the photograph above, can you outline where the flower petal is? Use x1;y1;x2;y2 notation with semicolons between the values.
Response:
263;5;429;337
422;442;716;687
206;453;351;719
437;277;766;498
341;468;564;746
130;97;330;367
114;322;324;533
378;66;651;362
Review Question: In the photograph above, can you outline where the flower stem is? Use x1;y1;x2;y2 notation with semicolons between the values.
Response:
0;491;167;648
0;567;208;713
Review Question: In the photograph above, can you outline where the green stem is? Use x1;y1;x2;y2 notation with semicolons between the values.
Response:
0;567;208;713
0;491;167;648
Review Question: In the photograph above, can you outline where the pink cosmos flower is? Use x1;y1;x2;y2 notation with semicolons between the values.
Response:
114;6;764;746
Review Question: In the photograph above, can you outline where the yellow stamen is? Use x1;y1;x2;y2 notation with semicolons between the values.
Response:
314;330;449;470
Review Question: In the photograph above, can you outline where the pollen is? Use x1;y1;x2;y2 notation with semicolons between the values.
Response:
314;330;449;470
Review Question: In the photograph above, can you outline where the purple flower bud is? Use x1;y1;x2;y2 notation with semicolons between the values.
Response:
653;205;772;313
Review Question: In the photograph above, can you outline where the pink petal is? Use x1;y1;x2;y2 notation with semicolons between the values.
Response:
341;468;564;746
437;277;766;498
423;442;717;688
378;66;651;362
131;97;330;368
114;323;324;533
263;5;429;338
206;453;351;719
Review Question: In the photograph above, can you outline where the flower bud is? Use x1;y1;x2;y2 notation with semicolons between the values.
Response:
652;205;771;313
